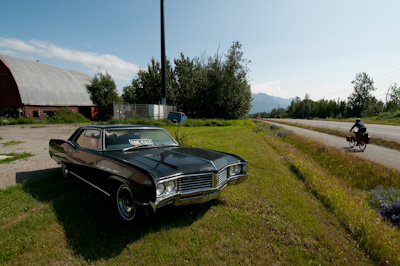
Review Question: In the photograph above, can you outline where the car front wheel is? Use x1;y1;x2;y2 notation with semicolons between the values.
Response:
115;183;137;222
61;165;69;178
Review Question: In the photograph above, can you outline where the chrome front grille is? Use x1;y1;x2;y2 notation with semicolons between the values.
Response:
177;169;229;194
178;174;213;193
217;169;228;187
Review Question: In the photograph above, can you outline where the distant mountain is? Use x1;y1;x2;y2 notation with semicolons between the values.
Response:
250;93;292;114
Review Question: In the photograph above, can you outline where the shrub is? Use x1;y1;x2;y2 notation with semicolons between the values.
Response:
0;117;10;125
16;117;35;124
47;108;89;124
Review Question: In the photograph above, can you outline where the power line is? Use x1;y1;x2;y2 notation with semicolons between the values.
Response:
375;68;400;80
316;88;353;99
373;68;400;89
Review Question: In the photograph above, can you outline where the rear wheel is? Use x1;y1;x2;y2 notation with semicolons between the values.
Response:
359;142;367;151
114;183;137;222
348;137;355;148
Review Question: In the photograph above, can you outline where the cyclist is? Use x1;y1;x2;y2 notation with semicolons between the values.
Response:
349;118;366;137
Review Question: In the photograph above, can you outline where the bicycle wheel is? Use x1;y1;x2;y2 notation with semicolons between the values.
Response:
359;142;366;151
348;138;355;148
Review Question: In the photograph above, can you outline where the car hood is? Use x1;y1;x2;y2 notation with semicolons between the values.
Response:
108;147;243;180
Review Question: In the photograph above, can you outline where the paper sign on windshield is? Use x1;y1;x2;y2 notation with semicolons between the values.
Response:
129;139;154;146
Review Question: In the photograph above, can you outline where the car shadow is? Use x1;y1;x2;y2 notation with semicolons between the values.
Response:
16;167;60;184
22;169;220;261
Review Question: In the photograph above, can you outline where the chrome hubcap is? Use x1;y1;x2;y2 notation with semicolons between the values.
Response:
117;186;135;220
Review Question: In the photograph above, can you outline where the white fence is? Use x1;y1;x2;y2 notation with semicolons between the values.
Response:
113;103;176;120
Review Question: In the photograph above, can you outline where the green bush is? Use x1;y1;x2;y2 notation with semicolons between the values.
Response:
47;108;89;124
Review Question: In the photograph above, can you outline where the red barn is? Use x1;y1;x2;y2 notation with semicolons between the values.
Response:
0;54;96;119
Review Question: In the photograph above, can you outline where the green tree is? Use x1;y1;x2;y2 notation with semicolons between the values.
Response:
363;98;384;116
301;93;312;118
131;58;175;104
121;85;136;104
200;52;224;117
347;72;376;117
287;97;302;118
86;71;119;120
338;99;347;118
129;41;252;119
173;54;200;114
386;83;400;111
218;41;252;119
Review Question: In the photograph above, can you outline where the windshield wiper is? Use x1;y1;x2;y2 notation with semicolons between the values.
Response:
122;145;140;152
122;143;178;152
122;144;154;152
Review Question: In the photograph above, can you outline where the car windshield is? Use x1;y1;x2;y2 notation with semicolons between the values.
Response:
105;128;178;150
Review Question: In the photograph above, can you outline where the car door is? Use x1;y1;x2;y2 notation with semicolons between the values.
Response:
72;129;109;191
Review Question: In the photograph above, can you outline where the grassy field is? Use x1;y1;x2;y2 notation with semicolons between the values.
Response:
1;123;399;265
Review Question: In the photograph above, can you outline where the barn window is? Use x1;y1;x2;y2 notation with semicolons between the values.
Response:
33;111;40;117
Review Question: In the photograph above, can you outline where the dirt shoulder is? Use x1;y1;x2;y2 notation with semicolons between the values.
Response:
0;124;82;189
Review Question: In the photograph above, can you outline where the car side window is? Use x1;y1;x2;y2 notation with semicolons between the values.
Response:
76;129;101;150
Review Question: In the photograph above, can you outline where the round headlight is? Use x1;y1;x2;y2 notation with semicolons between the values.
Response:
232;165;241;175
165;180;176;193
156;183;165;196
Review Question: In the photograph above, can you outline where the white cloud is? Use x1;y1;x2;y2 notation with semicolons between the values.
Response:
250;81;293;98
0;37;140;82
0;49;17;56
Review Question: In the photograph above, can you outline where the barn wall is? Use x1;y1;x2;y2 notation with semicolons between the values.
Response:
0;60;22;108
23;106;79;119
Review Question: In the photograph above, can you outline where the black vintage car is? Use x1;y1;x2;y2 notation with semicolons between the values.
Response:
49;125;248;222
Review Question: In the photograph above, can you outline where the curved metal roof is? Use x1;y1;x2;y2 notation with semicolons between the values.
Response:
0;54;94;106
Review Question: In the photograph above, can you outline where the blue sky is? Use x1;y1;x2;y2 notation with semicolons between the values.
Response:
1;0;400;102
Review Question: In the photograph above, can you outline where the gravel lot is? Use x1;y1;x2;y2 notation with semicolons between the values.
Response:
0;124;83;189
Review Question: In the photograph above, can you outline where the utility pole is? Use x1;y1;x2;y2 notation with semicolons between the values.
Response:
160;0;167;105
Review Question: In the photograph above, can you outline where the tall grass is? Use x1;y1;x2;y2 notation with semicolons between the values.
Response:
258;128;400;264
282;133;400;190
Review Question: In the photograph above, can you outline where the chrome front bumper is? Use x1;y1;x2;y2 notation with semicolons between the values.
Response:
143;174;247;214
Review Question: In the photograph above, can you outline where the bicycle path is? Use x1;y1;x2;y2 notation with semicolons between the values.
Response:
266;120;400;172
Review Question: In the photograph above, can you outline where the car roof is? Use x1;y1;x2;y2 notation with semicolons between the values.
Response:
79;124;161;130
169;111;185;114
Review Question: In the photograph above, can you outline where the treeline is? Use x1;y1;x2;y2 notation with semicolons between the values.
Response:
254;72;400;119
87;41;252;120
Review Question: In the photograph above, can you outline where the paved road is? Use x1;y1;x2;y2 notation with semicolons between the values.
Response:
266;120;400;172
273;118;400;143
